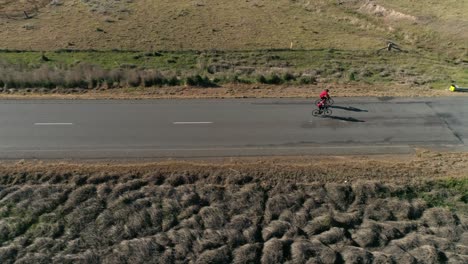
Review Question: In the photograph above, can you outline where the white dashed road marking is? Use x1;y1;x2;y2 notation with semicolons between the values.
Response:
173;122;213;125
34;123;74;126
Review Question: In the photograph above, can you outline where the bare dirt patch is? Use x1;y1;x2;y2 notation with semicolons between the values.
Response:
0;83;462;100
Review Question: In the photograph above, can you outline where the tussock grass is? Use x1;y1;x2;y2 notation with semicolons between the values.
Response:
0;153;466;262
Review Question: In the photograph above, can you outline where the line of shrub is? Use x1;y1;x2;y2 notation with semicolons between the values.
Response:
0;62;321;89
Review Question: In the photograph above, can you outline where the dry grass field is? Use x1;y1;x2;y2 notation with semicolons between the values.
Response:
0;0;467;55
0;151;466;263
0;1;466;94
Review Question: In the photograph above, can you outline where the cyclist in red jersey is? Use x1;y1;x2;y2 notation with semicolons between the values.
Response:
319;88;330;100
316;98;327;113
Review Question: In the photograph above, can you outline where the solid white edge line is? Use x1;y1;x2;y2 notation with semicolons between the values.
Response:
173;122;213;124
34;123;74;126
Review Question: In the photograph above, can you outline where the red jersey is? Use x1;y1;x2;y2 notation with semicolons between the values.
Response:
319;90;329;98
316;98;326;108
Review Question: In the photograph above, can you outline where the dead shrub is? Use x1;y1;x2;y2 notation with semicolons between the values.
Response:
341;246;374;264
351;222;381;248
145;172;165;185
115;237;164;263
316;227;346;245
225;229;245;248
64;185;96;210
262;220;290;241
86;173;119;185
165;174;186;187
27;221;64;239
233;243;261;264
383;244;417;263
159;249;175;264
265;194;299;223
229;184;264;215
180;192;201;207
225;173;254;185
167;228;200;250
242;225;261;244
199;206;226;229
179;214;202;229
292;209;310;228
195;245;230;264
194;229;225;253
386;233;420;252
422;207;460;227
25;237;57;254
365;199;397;221
291;239;337;264
332;210;363;228
53;250;101;264
325;183;355;211
227;215;253;231
261;238;284;264
123;210;153;238
161;199;181;231
1;186;34;204
408;199;426;220
278;209;294;223
371;252;394;264
15;253;52;264
0;245;18;264
178;205;200;220
378;222;405;243
410;245;447;263
64;198;104;236
352;182;388;205
111;179;146;198
304;215;333;237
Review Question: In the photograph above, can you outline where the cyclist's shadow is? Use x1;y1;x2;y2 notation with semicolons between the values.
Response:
330;105;368;112
322;115;365;122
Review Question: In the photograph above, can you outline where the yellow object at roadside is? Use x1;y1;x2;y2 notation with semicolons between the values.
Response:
450;85;457;92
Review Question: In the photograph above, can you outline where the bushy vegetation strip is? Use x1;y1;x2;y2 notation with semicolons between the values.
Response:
0;169;466;263
0;152;466;263
0;49;464;90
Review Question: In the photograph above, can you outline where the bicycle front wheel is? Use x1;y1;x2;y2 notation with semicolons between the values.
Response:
327;98;334;105
312;109;321;116
324;109;332;116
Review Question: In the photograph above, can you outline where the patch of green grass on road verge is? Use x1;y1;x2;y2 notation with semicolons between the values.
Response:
0;49;466;89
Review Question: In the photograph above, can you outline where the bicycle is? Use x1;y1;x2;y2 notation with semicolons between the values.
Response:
314;97;334;106
312;106;332;116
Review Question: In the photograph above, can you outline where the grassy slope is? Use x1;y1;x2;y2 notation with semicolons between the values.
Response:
0;0;466;54
0;1;467;89
0;152;466;263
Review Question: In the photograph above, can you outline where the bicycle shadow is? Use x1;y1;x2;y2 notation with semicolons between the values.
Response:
330;105;368;112
324;115;366;122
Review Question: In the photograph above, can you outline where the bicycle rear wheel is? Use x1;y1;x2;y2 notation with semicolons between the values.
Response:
312;109;321;116
324;109;332;116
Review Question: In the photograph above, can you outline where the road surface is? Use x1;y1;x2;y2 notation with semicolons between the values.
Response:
0;97;466;159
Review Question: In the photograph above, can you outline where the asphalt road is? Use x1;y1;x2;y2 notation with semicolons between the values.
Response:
0;97;466;159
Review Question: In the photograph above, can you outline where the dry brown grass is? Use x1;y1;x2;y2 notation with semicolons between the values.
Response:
0;82;464;100
0;0;466;58
0;151;466;263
